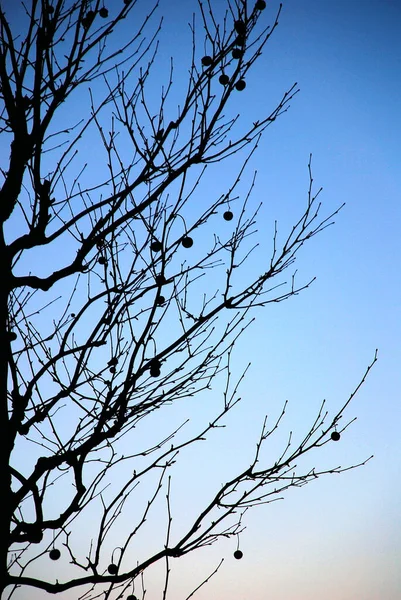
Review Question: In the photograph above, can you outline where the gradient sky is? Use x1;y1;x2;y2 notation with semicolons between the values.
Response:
3;0;401;599
198;1;401;598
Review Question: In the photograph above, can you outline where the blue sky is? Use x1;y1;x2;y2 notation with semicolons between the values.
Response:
3;0;401;599
150;1;401;598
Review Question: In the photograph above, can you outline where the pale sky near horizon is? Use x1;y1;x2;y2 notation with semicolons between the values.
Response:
3;0;401;599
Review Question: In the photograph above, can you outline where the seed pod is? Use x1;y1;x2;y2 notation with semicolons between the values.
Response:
219;73;230;85
235;79;246;91
149;359;161;378
49;548;61;561
233;550;243;559
234;20;246;35
150;363;161;377
82;10;95;29
151;240;162;252
232;48;243;60
331;431;341;441
201;55;213;66
223;210;233;221
108;563;118;575
181;236;193;248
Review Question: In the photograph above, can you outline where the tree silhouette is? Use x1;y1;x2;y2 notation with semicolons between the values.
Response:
0;1;376;598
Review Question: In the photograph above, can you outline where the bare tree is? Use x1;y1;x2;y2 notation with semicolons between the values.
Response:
0;1;376;598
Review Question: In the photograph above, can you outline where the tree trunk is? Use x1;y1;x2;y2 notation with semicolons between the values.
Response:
0;227;13;595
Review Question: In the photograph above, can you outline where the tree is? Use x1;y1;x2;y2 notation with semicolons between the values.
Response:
0;1;376;598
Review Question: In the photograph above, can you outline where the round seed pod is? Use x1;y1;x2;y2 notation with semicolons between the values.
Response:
149;359;161;377
201;55;213;66
181;236;193;248
232;48;243;60
255;0;267;10
108;563;118;575
150;366;161;377
151;240;162;252
234;20;246;35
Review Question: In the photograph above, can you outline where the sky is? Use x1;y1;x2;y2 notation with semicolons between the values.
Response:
2;0;401;599
203;1;401;598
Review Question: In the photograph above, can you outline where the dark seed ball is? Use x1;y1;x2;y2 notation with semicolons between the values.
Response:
219;73;230;85
151;240;162;252
108;563;118;575
235;79;246;91
232;48;243;60
233;550;243;559
49;548;61;561
331;431;341;441
181;236;193;248
234;20;246;35
99;7;109;18
83;10;95;26
223;210;233;221
150;360;161;376
256;0;267;10
201;55;213;66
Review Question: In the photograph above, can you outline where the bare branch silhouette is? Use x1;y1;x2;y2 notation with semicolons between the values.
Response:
0;1;375;598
